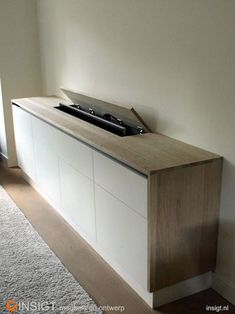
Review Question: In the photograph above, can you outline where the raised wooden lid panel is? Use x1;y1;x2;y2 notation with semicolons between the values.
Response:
60;87;152;132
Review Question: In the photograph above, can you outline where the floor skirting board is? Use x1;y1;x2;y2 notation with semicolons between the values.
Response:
0;151;17;167
0;151;8;163
212;273;235;306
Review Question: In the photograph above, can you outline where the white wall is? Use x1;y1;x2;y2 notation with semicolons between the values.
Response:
0;79;7;157
0;0;42;165
36;0;235;301
0;0;232;304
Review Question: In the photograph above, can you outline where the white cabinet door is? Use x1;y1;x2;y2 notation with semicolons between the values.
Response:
32;116;60;205
31;116;93;180
60;160;96;240
93;151;147;218
12;106;35;179
95;184;148;289
57;131;93;180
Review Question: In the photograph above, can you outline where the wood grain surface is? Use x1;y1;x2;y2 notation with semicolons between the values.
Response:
12;96;221;175
148;158;223;291
61;87;152;132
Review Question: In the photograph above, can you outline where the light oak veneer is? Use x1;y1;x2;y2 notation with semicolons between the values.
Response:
12;96;220;176
61;87;152;133
148;159;222;291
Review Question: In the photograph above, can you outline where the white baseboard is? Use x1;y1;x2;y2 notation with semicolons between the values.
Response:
0;152;17;167
0;151;8;160
0;152;8;166
212;273;235;305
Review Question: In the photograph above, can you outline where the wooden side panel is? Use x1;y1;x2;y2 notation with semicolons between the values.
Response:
148;158;223;292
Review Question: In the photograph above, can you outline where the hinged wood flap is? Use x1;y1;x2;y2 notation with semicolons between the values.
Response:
60;87;152;133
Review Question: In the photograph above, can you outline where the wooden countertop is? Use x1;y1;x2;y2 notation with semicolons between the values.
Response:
12;96;221;176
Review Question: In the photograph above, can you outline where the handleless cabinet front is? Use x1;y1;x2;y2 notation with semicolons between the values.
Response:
93;151;147;218
32;116;61;205
60;160;96;240
93;150;148;290
32;116;95;239
12;106;36;180
95;184;148;290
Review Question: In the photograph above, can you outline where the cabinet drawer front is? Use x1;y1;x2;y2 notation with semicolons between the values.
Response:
12;106;35;179
60;161;96;240
34;142;60;204
32;116;60;203
95;185;147;289
58;131;93;180
32;116;93;180
93;151;147;218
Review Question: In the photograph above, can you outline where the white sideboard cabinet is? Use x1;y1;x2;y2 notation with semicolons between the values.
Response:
12;97;222;308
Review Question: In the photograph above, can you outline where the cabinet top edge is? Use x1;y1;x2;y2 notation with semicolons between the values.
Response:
12;97;221;176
